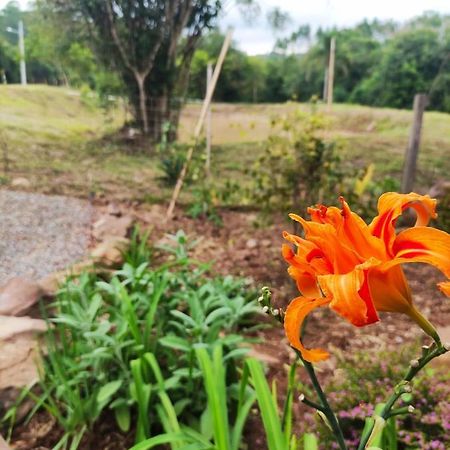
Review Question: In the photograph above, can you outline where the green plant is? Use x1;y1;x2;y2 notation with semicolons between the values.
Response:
158;137;204;187
311;345;450;449
12;230;259;449
130;347;320;450
250;109;346;217
187;184;223;226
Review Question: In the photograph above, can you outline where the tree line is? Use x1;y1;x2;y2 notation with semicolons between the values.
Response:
188;13;450;112
1;1;449;138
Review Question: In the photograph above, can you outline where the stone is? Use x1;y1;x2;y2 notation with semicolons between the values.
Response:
11;177;31;188
106;201;122;217
92;214;134;241
37;260;93;295
0;317;46;392
246;238;258;249
0;278;45;316
0;432;11;450
0;315;46;340
91;237;130;267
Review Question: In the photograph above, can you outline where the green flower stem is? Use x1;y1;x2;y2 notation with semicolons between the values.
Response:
259;289;347;450
357;342;448;450
406;306;441;345
295;349;348;450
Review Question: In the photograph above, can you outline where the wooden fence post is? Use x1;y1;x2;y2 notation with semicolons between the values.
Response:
401;93;428;193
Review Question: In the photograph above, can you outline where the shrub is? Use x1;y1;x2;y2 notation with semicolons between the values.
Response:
249;108;345;217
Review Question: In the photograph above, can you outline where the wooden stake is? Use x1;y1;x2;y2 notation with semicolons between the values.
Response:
326;37;335;110
205;62;213;178
166;29;233;219
401;93;428;193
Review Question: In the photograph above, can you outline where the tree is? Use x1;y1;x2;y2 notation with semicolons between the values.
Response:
42;0;224;141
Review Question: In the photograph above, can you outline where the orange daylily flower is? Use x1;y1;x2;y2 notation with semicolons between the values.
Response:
282;192;450;363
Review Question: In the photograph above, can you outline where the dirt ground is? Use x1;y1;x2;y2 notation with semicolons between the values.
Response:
8;200;450;449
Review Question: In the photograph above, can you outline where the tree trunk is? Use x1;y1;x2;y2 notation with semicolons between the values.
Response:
136;73;149;135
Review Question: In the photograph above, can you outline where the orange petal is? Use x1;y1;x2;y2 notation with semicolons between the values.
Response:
338;197;387;260
289;215;362;273
438;282;450;297
367;265;413;314
284;296;330;362
288;267;321;297
369;192;437;255
319;263;379;327
391;226;450;278
307;205;343;228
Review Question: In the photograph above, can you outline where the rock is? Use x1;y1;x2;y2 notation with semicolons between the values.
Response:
107;202;122;217
91;237;130;267
0;432;12;449
246;238;258;249
0;278;45;316
37;261;93;295
11;177;31;188
0;318;46;391
92;214;134;241
0;315;46;340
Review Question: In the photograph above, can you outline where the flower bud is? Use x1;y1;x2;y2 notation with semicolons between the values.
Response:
410;359;420;368
407;405;415;413
262;306;269;313
272;308;280;316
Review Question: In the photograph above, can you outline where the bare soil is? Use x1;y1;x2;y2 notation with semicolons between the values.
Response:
8;201;450;449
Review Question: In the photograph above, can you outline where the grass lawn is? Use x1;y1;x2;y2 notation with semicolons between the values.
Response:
1;85;449;202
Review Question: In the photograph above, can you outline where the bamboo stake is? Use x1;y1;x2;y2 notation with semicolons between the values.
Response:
166;29;233;219
205;62;213;178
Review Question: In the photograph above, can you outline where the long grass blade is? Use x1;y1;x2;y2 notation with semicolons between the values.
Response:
247;358;287;450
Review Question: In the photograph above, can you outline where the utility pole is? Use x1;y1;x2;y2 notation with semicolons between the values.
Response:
326;37;335;110
205;62;213;178
18;20;26;85
6;20;27;85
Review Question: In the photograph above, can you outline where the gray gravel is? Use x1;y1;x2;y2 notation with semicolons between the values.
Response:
0;190;92;284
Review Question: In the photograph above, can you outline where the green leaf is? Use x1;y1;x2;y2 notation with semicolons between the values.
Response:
97;380;122;406
128;433;192;450
159;336;191;352
114;404;131;433
303;433;318;450
195;345;231;450
247;358;287;450
200;407;214;441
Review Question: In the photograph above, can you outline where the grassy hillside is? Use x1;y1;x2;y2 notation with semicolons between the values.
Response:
0;85;449;202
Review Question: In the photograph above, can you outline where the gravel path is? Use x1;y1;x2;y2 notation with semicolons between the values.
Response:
0;190;92;284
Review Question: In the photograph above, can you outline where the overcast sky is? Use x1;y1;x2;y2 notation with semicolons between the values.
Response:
2;0;450;54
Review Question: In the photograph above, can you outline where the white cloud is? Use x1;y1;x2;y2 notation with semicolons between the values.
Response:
220;0;450;54
2;0;449;55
